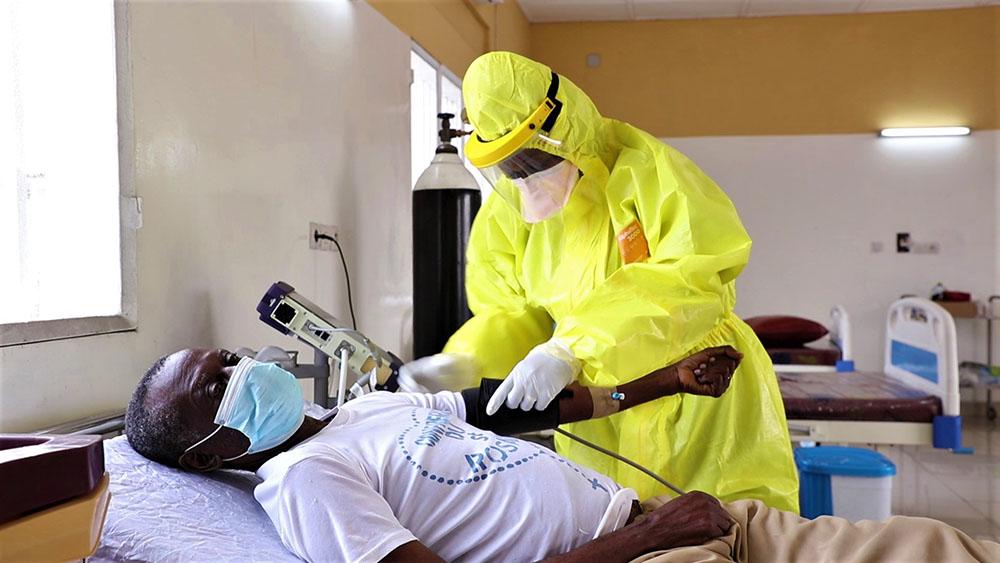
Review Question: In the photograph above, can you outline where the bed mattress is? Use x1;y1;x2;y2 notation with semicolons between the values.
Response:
767;347;841;366
94;402;338;561
92;435;298;562
779;371;942;423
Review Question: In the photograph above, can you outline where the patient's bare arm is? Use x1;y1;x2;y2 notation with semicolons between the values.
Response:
382;540;444;563
462;346;742;434
561;345;742;423
542;492;734;563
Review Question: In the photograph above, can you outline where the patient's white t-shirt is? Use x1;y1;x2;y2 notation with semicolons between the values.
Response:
254;391;631;562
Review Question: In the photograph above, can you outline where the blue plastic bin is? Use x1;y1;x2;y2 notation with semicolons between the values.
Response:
795;446;896;521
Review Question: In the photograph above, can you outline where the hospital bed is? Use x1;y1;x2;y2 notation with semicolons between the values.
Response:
781;298;962;450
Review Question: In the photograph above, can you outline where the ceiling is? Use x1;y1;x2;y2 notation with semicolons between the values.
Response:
516;0;1000;23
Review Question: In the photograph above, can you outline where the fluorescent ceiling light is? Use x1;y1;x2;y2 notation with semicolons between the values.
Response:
879;126;971;138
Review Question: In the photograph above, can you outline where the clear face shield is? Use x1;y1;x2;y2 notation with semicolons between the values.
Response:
479;147;581;223
466;71;580;223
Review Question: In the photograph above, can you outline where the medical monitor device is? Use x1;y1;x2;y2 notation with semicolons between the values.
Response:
257;281;401;399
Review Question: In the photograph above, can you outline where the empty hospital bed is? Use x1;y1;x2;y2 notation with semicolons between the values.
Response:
781;297;962;450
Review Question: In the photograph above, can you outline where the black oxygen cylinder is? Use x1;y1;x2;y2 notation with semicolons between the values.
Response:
412;114;482;359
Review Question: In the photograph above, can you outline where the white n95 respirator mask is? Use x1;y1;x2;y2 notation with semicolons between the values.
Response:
511;160;580;223
184;357;305;462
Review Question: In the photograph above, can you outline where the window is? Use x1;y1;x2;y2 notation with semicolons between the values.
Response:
0;0;136;346
410;48;439;189
439;73;462;133
409;44;490;198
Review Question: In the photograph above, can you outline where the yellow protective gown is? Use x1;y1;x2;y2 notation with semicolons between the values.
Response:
444;52;799;511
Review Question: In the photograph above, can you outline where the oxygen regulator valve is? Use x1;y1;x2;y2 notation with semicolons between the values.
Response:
437;112;470;152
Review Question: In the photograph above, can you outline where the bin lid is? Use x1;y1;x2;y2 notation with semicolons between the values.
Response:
794;446;896;477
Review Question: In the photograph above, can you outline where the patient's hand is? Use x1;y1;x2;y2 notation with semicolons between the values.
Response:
671;346;743;398
637;491;734;550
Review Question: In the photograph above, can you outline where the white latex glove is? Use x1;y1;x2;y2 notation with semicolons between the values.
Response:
397;353;478;394
486;339;581;415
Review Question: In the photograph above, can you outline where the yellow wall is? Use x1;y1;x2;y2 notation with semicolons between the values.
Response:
368;0;530;77
532;7;999;137
479;0;531;56
996;10;1000;126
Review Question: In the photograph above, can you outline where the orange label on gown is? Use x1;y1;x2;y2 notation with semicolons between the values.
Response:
617;220;650;264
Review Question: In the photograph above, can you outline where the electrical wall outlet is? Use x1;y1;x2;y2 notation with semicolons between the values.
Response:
309;222;339;251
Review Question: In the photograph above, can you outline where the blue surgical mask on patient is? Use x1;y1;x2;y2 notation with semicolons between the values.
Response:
184;357;305;462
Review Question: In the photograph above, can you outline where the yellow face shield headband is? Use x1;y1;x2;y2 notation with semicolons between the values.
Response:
465;72;564;169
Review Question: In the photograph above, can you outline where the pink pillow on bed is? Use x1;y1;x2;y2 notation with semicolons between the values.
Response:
744;315;829;348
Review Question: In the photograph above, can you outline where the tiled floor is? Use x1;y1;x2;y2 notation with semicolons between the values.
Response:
873;413;1000;542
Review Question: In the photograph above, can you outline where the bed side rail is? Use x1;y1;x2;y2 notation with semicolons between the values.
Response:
829;305;853;370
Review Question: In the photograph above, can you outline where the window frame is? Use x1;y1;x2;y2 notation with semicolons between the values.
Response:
0;0;138;348
410;42;462;117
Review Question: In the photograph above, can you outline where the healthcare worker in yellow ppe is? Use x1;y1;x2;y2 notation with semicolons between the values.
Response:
406;51;798;511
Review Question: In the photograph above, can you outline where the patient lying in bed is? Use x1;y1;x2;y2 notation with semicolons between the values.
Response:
124;347;999;563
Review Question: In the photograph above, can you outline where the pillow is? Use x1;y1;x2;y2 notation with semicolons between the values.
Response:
744;315;828;348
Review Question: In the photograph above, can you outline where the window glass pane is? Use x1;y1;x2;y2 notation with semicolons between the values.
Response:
0;0;121;324
440;75;461;126
410;50;438;189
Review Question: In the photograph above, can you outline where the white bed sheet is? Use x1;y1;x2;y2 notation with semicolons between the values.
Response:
93;435;299;562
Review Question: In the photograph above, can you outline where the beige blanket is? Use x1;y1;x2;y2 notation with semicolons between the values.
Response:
631;496;1000;563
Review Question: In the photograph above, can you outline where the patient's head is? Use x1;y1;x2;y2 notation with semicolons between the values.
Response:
126;348;249;470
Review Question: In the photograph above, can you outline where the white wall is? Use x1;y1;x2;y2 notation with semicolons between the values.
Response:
667;132;999;372
0;1;412;432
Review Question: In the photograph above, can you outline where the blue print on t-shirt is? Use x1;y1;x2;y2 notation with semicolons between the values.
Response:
396;408;609;494
396;409;545;487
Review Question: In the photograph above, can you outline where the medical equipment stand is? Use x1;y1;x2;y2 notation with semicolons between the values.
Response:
287;349;335;409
